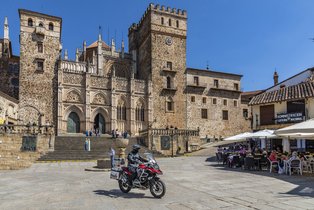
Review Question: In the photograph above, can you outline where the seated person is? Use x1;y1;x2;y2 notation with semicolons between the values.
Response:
269;150;277;162
239;146;247;157
288;151;299;162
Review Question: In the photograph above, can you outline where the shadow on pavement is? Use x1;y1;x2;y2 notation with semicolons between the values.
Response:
205;156;314;198
93;189;155;199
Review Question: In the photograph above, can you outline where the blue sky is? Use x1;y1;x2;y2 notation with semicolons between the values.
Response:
1;0;314;91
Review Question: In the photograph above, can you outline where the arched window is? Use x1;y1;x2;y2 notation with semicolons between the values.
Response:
49;22;54;31
176;20;179;28
166;97;174;112
166;76;171;89
28;18;33;27
169;19;172;26
117;100;126;120
39;22;44;27
161;17;164;25
136;101;145;122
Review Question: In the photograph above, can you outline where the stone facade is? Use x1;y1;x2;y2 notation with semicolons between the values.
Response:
0;4;252;154
186;68;251;138
0;91;18;124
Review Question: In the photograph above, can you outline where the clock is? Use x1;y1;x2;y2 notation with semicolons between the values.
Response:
165;37;173;46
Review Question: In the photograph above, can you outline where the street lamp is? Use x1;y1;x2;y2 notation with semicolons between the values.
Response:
168;126;178;158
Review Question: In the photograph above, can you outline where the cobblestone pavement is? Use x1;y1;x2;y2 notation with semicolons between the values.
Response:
1;156;314;210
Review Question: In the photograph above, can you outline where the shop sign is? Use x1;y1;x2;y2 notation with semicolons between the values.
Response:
276;112;304;123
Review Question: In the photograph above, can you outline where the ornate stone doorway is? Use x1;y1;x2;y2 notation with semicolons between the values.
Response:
94;113;105;134
67;112;80;133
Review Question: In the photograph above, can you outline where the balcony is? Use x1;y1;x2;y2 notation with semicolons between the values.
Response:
186;82;207;89
255;112;306;130
162;87;177;92
162;67;177;74
210;87;241;93
35;26;45;35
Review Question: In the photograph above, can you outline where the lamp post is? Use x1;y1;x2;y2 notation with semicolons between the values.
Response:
167;126;178;158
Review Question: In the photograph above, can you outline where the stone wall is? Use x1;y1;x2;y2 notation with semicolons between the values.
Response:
0;130;53;170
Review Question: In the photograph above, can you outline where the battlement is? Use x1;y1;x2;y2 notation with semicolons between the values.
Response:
128;3;187;33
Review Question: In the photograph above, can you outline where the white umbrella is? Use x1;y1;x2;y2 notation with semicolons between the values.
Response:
224;132;252;141
275;118;314;138
248;129;277;138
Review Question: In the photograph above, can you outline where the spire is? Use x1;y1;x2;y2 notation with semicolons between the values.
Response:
273;69;279;85
4;17;9;40
121;39;125;59
83;41;86;62
64;49;68;60
111;38;115;54
75;48;79;62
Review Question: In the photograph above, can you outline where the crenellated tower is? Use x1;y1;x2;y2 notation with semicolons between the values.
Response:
128;3;187;129
18;9;62;126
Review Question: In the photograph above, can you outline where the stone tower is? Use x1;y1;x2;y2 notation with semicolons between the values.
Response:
129;4;187;129
18;9;62;126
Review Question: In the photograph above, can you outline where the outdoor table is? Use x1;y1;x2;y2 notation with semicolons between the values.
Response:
254;158;261;170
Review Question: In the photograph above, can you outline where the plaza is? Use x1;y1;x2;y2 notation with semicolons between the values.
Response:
1;155;314;210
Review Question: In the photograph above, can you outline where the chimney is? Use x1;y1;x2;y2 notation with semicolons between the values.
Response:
273;70;279;85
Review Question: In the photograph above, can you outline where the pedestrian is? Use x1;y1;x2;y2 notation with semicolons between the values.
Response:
123;131;128;139
89;130;93;136
85;130;89;137
111;129;115;138
115;129;118;138
84;138;88;151
109;147;115;168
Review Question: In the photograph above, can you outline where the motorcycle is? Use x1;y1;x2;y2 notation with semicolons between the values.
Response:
110;153;166;198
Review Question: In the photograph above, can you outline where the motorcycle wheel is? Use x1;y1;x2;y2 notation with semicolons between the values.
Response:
119;175;131;193
150;179;166;198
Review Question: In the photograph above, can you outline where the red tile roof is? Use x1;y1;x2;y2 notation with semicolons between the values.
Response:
249;81;314;105
87;40;110;50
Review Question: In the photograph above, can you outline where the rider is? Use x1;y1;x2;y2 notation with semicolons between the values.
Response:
127;144;147;185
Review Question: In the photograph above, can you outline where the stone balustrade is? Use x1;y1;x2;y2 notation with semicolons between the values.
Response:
140;128;199;136
61;60;86;73
0;124;54;135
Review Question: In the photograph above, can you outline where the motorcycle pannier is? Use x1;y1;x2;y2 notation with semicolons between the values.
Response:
110;168;121;180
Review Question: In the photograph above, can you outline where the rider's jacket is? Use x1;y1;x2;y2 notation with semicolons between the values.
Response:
127;151;146;166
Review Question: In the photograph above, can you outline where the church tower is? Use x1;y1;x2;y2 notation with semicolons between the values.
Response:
18;9;62;126
129;4;187;129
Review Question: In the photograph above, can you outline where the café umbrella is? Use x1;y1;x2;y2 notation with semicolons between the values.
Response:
247;129;277;138
275;118;314;139
223;132;252;141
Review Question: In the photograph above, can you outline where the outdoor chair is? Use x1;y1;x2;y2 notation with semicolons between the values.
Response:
229;156;240;168
259;157;269;170
216;152;223;164
288;159;302;176
302;160;312;173
267;158;278;173
244;157;255;170
222;153;229;165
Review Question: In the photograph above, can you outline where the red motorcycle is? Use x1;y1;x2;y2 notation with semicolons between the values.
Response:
110;153;166;198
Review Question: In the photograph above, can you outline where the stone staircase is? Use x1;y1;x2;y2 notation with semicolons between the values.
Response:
37;136;162;161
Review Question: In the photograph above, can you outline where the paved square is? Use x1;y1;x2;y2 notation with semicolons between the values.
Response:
1;156;314;210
